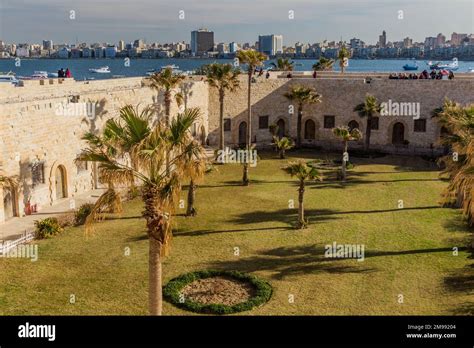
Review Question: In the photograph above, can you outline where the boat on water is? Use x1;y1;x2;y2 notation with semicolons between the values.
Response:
0;73;19;85
89;66;111;73
402;61;418;71
428;58;459;71
468;67;474;73
18;71;49;80
146;65;183;76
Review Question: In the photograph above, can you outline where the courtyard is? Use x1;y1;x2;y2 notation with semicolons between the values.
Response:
0;150;472;315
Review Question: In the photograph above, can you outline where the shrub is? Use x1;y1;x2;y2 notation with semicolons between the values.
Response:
74;203;94;226
164;270;272;314
56;212;75;227
34;217;64;239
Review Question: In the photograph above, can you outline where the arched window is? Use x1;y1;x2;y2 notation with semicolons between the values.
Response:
348;120;359;131
304;119;316;139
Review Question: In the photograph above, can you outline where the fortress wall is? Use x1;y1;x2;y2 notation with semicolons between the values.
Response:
207;76;474;150
0;77;208;222
0;74;472;223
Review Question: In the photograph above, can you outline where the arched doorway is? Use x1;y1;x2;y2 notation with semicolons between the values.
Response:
55;165;67;200
238;121;247;146
304;119;316;139
348;120;359;131
392;122;405;145
3;187;17;221
276;119;286;139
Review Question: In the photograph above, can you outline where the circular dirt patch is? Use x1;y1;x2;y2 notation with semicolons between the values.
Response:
164;270;272;314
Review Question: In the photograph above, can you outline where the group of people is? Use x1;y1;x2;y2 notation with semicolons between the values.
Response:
388;70;454;80
57;68;72;78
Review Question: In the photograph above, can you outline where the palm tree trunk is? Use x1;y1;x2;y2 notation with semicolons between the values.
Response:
242;163;249;186
280;149;285;159
219;89;225;154
243;70;252;186
143;185;167;315
365;116;372;152
342;141;348;181
186;180;196;216
298;180;305;228
296;106;303;148
148;236;162;315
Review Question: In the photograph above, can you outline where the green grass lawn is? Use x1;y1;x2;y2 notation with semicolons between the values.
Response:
0;150;472;315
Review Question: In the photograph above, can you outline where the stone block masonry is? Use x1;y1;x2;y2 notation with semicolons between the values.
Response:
0;74;473;223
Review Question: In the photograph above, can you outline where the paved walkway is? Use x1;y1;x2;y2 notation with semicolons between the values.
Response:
0;189;106;242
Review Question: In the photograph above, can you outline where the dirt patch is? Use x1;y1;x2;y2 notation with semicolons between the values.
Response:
181;276;256;306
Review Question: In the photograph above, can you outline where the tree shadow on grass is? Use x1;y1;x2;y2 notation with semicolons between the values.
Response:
173;226;290;237
206;244;460;280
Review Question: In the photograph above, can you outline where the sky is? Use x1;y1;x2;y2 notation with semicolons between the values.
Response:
0;0;473;46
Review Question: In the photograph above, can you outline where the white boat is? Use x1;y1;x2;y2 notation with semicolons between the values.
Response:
19;71;48;80
429;58;459;71
89;66;111;73
0;74;19;85
159;64;182;74
468;67;474;73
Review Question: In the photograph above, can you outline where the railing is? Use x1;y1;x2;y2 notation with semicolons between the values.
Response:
0;230;35;255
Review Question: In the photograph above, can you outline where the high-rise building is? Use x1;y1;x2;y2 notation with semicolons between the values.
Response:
402;37;413;48
436;33;446;47
118;40;125;51
191;29;214;56
229;42;239;53
42;40;53;50
133;39;144;49
258;34;283;56
350;38;364;49
378;30;387;48
451;32;468;46
216;43;228;54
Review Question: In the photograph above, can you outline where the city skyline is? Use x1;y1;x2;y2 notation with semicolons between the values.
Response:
1;0;473;45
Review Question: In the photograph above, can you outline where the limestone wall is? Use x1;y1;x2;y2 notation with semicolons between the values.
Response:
0;74;473;223
0;77;208;223
207;76;474;152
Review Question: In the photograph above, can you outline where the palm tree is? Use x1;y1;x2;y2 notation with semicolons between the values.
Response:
284;85;322;148
434;100;474;230
273;136;294;159
354;94;381;151
312;57;334;71
78;105;155;231
79;106;203;315
337;46;351;74
282;160;322;229
271;58;294;71
147;67;186;125
205;63;240;156
332;126;362;181
236;49;267;185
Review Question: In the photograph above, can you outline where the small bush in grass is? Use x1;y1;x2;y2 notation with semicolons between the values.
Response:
56;212;75;227
34;217;64;239
74;203;94;226
164;270;272;314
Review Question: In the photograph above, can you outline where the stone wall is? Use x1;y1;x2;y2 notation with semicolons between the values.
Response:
0;77;208;223
0;74;473;223
207;76;474;153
